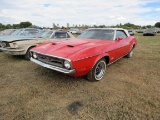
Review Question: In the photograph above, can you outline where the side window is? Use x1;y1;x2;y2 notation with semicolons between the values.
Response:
116;30;127;40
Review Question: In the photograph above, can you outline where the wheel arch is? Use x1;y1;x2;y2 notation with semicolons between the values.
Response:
133;44;135;48
26;45;37;53
92;53;110;68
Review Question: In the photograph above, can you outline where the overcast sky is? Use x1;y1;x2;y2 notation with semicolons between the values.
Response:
0;0;160;27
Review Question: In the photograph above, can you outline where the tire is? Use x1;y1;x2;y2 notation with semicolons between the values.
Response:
25;47;34;60
125;48;133;58
87;58;106;82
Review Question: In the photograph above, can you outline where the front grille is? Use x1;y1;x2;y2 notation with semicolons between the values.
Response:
0;41;10;48
36;53;64;68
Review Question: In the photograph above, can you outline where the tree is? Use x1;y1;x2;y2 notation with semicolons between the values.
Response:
13;24;20;29
67;23;70;28
155;22;160;28
146;25;152;28
19;21;32;28
0;23;5;30
75;24;78;28
5;24;12;29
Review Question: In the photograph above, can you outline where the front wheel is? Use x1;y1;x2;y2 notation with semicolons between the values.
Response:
25;47;34;60
87;58;107;82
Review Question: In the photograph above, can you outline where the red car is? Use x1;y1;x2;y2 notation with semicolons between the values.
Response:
30;28;137;81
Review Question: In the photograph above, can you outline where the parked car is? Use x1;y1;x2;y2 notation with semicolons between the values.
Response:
137;29;145;33
157;28;160;33
68;28;79;34
143;28;157;36
30;28;137;81
0;28;42;52
0;31;74;59
76;29;84;35
128;29;135;36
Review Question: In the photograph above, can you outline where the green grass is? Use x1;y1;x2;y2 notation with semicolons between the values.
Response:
0;33;160;120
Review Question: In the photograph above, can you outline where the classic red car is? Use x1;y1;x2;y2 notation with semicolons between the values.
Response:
30;28;137;81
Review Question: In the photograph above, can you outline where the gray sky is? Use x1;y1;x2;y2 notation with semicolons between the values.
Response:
0;0;160;27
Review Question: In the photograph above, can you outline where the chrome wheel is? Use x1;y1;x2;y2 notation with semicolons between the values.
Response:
94;60;106;80
87;58;107;81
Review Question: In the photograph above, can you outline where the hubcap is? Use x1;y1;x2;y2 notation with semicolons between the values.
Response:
94;61;106;80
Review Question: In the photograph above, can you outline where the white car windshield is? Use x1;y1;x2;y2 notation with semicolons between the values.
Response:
78;29;114;40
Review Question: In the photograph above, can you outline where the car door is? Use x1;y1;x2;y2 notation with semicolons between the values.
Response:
115;30;131;58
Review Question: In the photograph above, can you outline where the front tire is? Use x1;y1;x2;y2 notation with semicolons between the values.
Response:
25;46;34;60
87;58;106;82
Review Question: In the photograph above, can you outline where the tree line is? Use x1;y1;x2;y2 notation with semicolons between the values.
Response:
0;21;160;30
0;21;39;30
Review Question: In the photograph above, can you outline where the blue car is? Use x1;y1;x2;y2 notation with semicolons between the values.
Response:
0;28;42;51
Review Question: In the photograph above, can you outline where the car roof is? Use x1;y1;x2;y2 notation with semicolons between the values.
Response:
87;28;126;30
86;28;130;36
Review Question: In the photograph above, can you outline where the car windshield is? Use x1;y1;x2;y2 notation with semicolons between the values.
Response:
10;29;22;35
38;31;53;38
78;29;114;40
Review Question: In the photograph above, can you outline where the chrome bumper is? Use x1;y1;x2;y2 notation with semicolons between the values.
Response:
30;57;76;74
0;47;25;52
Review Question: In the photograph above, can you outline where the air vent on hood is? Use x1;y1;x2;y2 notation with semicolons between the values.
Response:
67;45;74;47
52;42;56;45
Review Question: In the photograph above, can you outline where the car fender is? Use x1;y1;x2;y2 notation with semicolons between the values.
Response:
91;52;110;69
25;45;37;53
71;52;110;76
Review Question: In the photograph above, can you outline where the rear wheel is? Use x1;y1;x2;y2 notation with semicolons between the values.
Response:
25;46;34;60
87;58;106;82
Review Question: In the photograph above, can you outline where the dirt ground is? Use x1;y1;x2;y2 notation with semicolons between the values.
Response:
0;33;160;120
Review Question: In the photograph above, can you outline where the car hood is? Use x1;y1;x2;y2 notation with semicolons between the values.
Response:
32;38;114;59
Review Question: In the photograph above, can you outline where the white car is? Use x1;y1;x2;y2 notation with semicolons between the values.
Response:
0;31;75;59
68;28;79;34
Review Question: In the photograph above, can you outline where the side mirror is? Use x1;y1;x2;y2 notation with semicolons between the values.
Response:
117;36;123;40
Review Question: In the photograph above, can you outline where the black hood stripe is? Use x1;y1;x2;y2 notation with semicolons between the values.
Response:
4;39;35;43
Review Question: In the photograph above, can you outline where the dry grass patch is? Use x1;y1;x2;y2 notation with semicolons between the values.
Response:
0;33;160;120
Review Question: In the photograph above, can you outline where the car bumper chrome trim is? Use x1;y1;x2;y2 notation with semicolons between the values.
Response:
30;57;76;74
0;47;25;52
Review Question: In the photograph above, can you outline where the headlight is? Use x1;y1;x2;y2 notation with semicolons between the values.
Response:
1;42;6;47
64;60;71;69
33;52;37;59
13;43;19;48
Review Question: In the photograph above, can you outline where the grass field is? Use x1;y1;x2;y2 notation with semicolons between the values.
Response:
0;33;160;120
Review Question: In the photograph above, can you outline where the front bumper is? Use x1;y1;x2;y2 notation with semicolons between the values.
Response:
30;57;76;74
